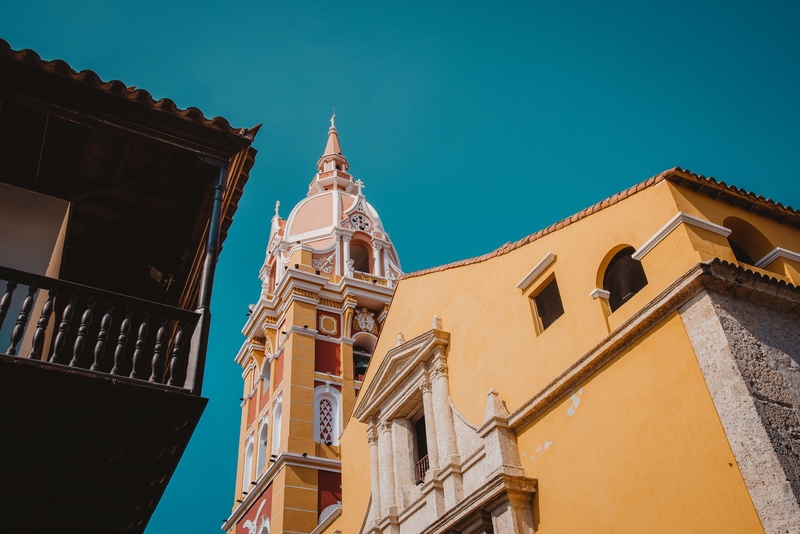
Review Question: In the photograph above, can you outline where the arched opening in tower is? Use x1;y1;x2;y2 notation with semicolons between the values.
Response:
350;243;371;273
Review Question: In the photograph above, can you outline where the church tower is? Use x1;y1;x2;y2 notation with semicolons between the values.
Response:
223;117;402;534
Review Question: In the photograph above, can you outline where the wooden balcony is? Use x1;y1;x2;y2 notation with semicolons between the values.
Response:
0;265;208;532
0;39;259;532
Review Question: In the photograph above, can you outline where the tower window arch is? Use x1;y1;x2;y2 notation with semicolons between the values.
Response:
314;385;342;446
603;246;648;312
256;419;268;475
271;396;282;456
350;242;371;273
724;216;774;266
243;436;255;491
353;333;377;381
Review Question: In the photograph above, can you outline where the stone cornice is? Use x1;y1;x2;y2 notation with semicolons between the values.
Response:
419;473;537;534
755;246;800;269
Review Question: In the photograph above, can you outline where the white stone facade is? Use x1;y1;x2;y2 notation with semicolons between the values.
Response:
354;325;536;534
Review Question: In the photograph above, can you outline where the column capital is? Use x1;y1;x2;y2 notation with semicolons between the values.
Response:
367;427;379;444
430;362;448;380
420;377;432;393
378;419;393;434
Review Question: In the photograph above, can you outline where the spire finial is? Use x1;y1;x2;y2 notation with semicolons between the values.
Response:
355;179;365;196
274;200;280;218
330;105;336;128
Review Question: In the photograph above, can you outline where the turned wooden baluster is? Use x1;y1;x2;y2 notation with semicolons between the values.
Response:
0;279;17;331
111;306;132;376
50;293;75;363
28;288;56;360
130;311;150;379
149;314;167;383
7;284;37;356
167;322;188;387
90;300;115;371
69;296;95;367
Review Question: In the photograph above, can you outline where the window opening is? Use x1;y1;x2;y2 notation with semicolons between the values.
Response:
350;243;370;273
413;415;429;483
603;247;648;312
353;346;371;381
724;217;773;266
531;277;564;331
319;398;334;443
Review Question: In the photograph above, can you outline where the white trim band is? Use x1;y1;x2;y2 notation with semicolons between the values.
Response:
516;252;556;291
754;247;800;269
632;212;731;261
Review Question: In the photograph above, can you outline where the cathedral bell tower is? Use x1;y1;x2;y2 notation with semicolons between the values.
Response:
223;117;401;534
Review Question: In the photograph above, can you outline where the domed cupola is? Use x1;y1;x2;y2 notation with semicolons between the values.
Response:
259;116;402;296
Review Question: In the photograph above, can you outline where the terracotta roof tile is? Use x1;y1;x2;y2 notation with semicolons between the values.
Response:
400;167;800;280
0;38;256;140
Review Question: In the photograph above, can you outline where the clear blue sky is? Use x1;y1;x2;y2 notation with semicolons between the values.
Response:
3;1;799;532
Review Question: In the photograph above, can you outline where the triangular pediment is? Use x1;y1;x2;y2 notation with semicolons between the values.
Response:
354;328;450;421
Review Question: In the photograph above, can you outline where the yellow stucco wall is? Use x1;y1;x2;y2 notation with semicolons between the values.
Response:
327;178;800;533
518;312;762;533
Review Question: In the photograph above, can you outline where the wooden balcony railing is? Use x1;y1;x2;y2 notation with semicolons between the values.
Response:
415;454;430;484
0;265;201;391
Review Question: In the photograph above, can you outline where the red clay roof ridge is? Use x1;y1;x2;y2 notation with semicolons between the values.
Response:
0;38;256;139
400;167;799;281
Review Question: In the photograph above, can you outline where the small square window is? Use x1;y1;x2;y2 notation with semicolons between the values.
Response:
531;277;564;332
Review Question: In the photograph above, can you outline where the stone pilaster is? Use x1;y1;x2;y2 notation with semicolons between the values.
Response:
378;420;397;516
367;422;381;521
420;377;440;474
372;243;382;277
490;490;535;534
429;347;463;507
342;235;351;276
479;389;524;478
334;234;342;276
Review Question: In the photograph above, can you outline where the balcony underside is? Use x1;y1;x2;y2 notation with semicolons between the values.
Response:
0;353;207;533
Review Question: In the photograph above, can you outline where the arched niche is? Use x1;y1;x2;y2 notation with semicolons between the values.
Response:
243;436;254;491
602;246;648;312
271;396;282;456
724;216;774;266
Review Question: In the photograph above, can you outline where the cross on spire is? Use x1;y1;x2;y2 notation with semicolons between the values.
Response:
355;179;365;196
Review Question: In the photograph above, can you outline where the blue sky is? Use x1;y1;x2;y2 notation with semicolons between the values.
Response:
3;1;799;532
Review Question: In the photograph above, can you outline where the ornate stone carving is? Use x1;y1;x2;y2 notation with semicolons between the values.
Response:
367;427;379;444
312;253;335;274
378;420;393;434
420;378;432;394
354;307;377;334
319;298;342;309
430;362;449;380
291;287;316;299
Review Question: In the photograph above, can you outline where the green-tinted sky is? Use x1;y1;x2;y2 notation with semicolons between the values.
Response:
3;1;799;532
